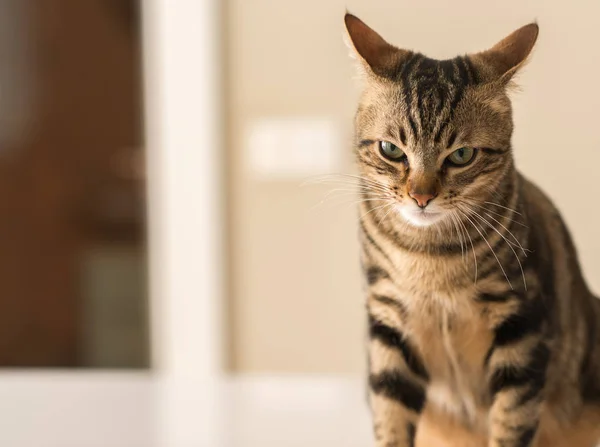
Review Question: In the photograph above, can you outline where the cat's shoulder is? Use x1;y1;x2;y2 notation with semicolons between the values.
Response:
518;172;561;220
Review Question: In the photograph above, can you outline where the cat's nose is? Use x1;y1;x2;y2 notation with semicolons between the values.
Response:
408;174;440;208
409;191;437;208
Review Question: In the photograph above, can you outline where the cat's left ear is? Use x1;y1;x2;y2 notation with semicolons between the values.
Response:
344;13;411;78
471;23;539;84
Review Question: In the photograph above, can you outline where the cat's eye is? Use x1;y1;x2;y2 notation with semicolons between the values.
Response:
447;147;476;166
379;141;405;161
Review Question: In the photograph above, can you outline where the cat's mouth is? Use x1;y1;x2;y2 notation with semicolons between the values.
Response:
398;206;445;227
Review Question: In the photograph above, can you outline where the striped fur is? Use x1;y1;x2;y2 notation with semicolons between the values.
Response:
344;14;600;447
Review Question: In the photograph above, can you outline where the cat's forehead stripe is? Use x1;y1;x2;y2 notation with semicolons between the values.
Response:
389;54;477;144
399;54;421;138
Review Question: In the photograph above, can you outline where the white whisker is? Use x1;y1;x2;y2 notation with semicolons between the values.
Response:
449;212;465;260
482;211;529;256
360;201;395;221
459;208;512;289
480;207;528;228
378;203;397;228
455;211;477;283
464;204;526;291
484;201;523;217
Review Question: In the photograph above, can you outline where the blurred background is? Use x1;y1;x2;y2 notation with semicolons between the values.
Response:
0;0;147;369
0;0;598;446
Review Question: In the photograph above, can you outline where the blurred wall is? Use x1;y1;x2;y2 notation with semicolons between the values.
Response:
226;0;600;373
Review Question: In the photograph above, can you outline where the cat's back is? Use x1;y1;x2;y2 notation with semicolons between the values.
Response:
520;172;600;408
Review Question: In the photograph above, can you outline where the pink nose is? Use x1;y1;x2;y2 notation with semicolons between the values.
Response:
409;192;436;208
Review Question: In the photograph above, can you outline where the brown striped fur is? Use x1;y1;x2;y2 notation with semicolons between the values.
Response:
344;13;600;447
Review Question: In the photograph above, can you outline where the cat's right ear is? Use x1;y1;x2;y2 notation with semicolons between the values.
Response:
470;23;539;85
344;13;411;77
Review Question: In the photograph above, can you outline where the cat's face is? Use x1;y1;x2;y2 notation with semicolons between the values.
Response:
346;15;538;228
355;59;513;227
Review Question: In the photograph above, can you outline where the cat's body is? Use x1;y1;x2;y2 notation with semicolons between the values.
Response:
344;14;600;447
363;171;600;446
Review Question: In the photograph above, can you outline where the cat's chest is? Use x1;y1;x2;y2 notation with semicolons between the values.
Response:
401;288;494;427
387;254;494;424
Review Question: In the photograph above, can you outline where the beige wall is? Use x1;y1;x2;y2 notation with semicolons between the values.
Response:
226;0;600;373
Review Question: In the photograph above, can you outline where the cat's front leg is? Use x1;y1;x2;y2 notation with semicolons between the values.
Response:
486;299;551;447
368;300;429;447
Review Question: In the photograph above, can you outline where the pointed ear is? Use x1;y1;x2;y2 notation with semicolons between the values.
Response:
344;13;411;77
471;23;539;84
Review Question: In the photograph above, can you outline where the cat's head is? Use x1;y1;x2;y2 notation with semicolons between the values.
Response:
345;14;538;228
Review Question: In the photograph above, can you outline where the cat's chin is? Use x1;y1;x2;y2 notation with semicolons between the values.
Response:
399;207;446;227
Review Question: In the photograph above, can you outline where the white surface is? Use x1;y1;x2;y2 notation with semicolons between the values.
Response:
246;117;341;179
0;373;372;447
142;0;224;377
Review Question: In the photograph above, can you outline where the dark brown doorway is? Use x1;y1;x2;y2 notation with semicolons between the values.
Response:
0;0;148;368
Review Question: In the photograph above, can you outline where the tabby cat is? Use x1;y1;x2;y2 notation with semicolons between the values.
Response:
344;13;600;447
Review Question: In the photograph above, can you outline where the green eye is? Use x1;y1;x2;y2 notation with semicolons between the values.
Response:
447;147;476;166
379;141;405;161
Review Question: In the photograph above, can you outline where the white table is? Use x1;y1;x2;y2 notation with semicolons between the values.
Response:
0;373;372;447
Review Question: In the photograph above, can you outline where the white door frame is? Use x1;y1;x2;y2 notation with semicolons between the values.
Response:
142;0;224;379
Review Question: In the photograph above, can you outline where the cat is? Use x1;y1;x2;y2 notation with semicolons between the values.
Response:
344;13;600;447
